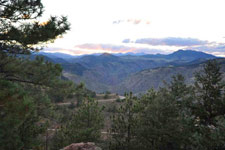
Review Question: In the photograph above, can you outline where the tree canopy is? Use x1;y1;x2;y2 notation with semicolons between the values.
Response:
0;0;70;55
0;1;72;149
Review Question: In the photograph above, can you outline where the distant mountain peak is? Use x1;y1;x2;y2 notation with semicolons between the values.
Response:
176;49;185;52
100;53;113;56
173;49;207;54
168;49;216;61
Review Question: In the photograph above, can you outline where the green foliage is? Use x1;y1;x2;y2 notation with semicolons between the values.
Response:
48;79;75;103
68;102;76;109
0;1;72;149
51;97;104;150
119;61;225;150
71;97;104;142
193;60;225;126
109;92;139;150
72;83;97;106
1;3;225;149
104;94;109;99
106;91;111;95
106;104;117;113
189;60;225;149
137;77;193;150
103;91;110;99
0;80;48;150
0;0;70;54
0;54;63;86
74;83;86;106
116;98;123;103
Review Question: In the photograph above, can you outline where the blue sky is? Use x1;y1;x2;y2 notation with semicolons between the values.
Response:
41;0;225;57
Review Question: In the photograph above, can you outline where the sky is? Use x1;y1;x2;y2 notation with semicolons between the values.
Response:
41;0;225;57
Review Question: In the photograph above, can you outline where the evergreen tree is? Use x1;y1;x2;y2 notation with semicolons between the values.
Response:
0;0;71;149
190;60;225;149
0;80;49;149
71;97;104;142
51;97;104;150
75;82;86;106
109;92;139;150
0;57;68;149
0;0;69;55
137;75;193;150
193;60;225;126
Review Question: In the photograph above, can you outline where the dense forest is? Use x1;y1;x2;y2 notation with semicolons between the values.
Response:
1;1;225;150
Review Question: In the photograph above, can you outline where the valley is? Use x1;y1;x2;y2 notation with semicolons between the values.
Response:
2;1;225;149
37;50;225;94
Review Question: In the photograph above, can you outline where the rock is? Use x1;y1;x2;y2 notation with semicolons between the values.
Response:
62;142;102;150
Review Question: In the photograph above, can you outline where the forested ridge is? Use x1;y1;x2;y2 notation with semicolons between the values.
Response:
59;50;218;94
1;1;225;150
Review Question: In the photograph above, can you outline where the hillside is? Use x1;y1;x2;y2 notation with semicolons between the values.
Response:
37;50;219;93
113;58;225;94
63;53;167;91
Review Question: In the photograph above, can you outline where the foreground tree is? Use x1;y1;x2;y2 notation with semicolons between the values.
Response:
0;0;69;55
51;97;104;150
193;60;225;126
0;80;45;149
137;77;193;150
109;92;139;150
0;0;71;149
0;0;70;83
190;60;225;149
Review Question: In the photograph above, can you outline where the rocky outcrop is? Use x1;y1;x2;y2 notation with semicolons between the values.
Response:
62;142;102;150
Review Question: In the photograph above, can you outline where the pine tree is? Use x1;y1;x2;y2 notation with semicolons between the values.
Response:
0;0;70;84
193;60;225;126
0;80;49;149
109;92;139;150
190;60;225;149
137;75;193;150
0;0;69;55
70;97;104;142
0;1;71;149
51;97;104;149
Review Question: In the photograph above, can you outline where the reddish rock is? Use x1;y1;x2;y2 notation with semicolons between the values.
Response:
63;142;101;150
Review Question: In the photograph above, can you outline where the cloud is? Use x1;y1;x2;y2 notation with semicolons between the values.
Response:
113;19;150;25
75;44;136;53
112;20;123;24
122;39;131;43
186;43;225;57
122;37;225;57
74;43;165;54
43;48;90;55
133;37;209;46
44;43;225;57
128;19;141;24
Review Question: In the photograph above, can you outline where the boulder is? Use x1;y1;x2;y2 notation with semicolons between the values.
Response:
62;142;102;150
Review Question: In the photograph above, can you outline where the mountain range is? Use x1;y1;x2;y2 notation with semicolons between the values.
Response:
34;50;224;94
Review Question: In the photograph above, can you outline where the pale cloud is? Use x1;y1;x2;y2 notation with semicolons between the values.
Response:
41;0;225;55
44;47;105;55
133;37;210;46
44;44;167;55
113;19;150;25
127;37;225;57
122;39;131;43
75;44;137;53
75;43;168;54
186;43;225;57
44;42;225;57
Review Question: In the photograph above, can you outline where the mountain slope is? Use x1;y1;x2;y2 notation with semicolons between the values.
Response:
165;50;216;61
142;49;216;61
113;58;225;94
60;50;218;93
67;53;167;87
